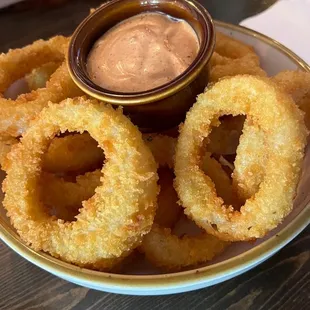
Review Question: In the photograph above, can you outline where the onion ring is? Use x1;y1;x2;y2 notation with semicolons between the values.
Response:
0;36;67;92
273;70;310;128
3;97;159;270
141;224;228;271
141;141;230;270
210;32;266;82
215;32;259;60
0;37;83;138
233;71;310;200
175;75;307;241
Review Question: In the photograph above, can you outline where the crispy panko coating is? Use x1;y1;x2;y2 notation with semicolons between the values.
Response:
0;37;83;138
210;32;266;82
273;70;310;128
175;75;307;241
141;142;230;270
141;224;228;271
3;98;159;270
234;71;310;200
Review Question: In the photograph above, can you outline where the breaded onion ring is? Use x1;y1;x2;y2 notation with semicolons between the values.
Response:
0;37;83;137
175;75;307;241
232;119;266;201
215;32;259;60
233;71;310;200
0;136;18;167
141;141;229;270
3;97;159;270
210;32;266;82
141;224;228;271
273;70;310;128
43;133;104;174
0;36;66;91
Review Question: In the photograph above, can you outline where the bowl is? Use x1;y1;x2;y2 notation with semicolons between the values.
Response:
68;0;215;132
1;21;310;296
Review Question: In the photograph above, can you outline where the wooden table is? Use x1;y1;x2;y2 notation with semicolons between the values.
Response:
0;1;309;309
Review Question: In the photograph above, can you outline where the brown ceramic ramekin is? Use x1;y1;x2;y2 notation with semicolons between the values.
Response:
68;0;215;132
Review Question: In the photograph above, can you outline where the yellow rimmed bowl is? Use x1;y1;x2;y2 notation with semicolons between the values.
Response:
1;21;310;295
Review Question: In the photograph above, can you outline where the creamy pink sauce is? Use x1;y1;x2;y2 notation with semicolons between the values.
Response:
87;12;199;93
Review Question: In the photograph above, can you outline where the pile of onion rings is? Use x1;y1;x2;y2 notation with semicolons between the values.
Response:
0;30;309;272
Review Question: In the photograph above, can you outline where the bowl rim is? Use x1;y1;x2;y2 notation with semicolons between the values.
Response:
1;20;310;292
67;0;215;105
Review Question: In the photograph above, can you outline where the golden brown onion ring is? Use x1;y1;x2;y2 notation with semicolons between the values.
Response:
210;32;266;82
0;37;83;138
141;141;230;270
210;54;266;82
273;70;310;128
215;32;259;60
3;97;159;270
175;75;307;241
0;36;66;92
141;224;228;271
233;71;310;200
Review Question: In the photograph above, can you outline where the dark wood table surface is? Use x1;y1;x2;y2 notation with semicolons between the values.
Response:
0;1;309;309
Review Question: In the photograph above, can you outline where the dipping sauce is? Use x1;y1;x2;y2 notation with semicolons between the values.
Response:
87;12;199;93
